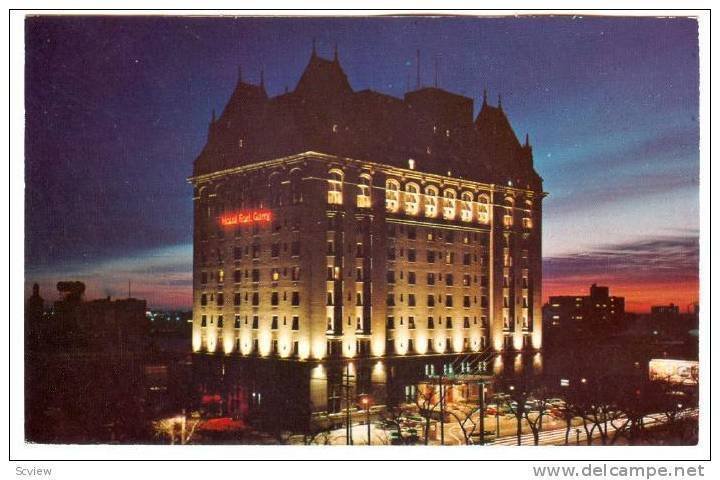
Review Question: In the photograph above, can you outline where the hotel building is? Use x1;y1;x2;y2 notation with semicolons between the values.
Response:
189;48;544;362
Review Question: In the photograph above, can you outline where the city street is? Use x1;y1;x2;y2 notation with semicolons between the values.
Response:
290;408;698;446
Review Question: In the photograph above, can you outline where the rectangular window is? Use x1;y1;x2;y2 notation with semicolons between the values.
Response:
463;253;472;265
387;293;395;306
217;315;224;328
408;294;416;307
408;271;416;285
251;269;260;282
234;315;241;329
271;292;279;306
291;316;300;330
463;274;471;287
426;250;436;263
427;317;435;329
463;295;471;308
252;244;260;259
252;316;259;329
427;295;435;307
291;292;300;306
356;267;364;281
271;243;280;258
252;292;259;306
387;246;396;260
463;317;470;328
386;316;395;329
445;295;453;307
481;296;488;308
271;316;279;330
407;248;416;262
234;293;241;306
217;293;224;306
200;315;207;327
445;274;454;286
291;241;300;257
480;275;488;287
408;316;416;329
200;293;207;306
387;270;396;284
233;269;241;283
291;266;300;281
427;273;436;285
445;251;454;264
446;317;453;329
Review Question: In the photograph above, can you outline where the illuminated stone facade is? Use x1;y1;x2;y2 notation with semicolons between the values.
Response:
189;49;544;360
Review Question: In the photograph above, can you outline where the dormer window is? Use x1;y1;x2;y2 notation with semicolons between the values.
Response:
408;158;416;170
332;124;339;133
238;138;244;148
446;129;450;137
426;146;432;155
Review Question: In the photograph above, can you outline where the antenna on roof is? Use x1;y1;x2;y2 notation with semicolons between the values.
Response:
525;133;530;147
483;88;487;105
312;38;317;57
434;56;438;88
416;49;421;89
498;93;503;110
334;42;338;62
260;67;265;88
237;64;243;84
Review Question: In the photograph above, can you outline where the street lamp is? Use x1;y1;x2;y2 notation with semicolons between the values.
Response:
362;396;371;445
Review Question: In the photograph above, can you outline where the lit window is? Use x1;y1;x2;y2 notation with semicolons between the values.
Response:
460;192;473;222
408;158;416;170
385;179;400;212
327;169;343;205
424;186;438;217
357;174;372;208
443;189;456;219
404;183;420;215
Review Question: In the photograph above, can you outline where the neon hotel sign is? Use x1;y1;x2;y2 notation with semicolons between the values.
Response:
220;209;273;227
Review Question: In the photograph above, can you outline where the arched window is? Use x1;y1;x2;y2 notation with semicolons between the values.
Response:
424;185;439;218
443;189;457;220
327;169;344;205
385;179;400;212
290;168;303;205
503;196;515;227
404;182;420;215
460;191;473;222
522;199;533;229
477;194;490;224
357;174;372;208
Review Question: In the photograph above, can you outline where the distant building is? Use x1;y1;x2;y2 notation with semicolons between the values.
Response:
650;303;680;322
28;281;150;354
543;283;625;346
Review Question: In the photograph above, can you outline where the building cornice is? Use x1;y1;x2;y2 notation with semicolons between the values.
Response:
188;151;548;198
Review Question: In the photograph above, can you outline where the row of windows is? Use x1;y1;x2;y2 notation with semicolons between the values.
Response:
201;266;301;285
200;314;300;330
200;291;301;307
387;271;488;287
386;293;488;308
386;224;490;245
386;315;489;329
388;247;486;265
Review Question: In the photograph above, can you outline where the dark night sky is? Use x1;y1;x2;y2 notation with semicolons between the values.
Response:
24;15;699;311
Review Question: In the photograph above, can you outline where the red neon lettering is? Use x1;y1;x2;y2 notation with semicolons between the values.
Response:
220;209;273;227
